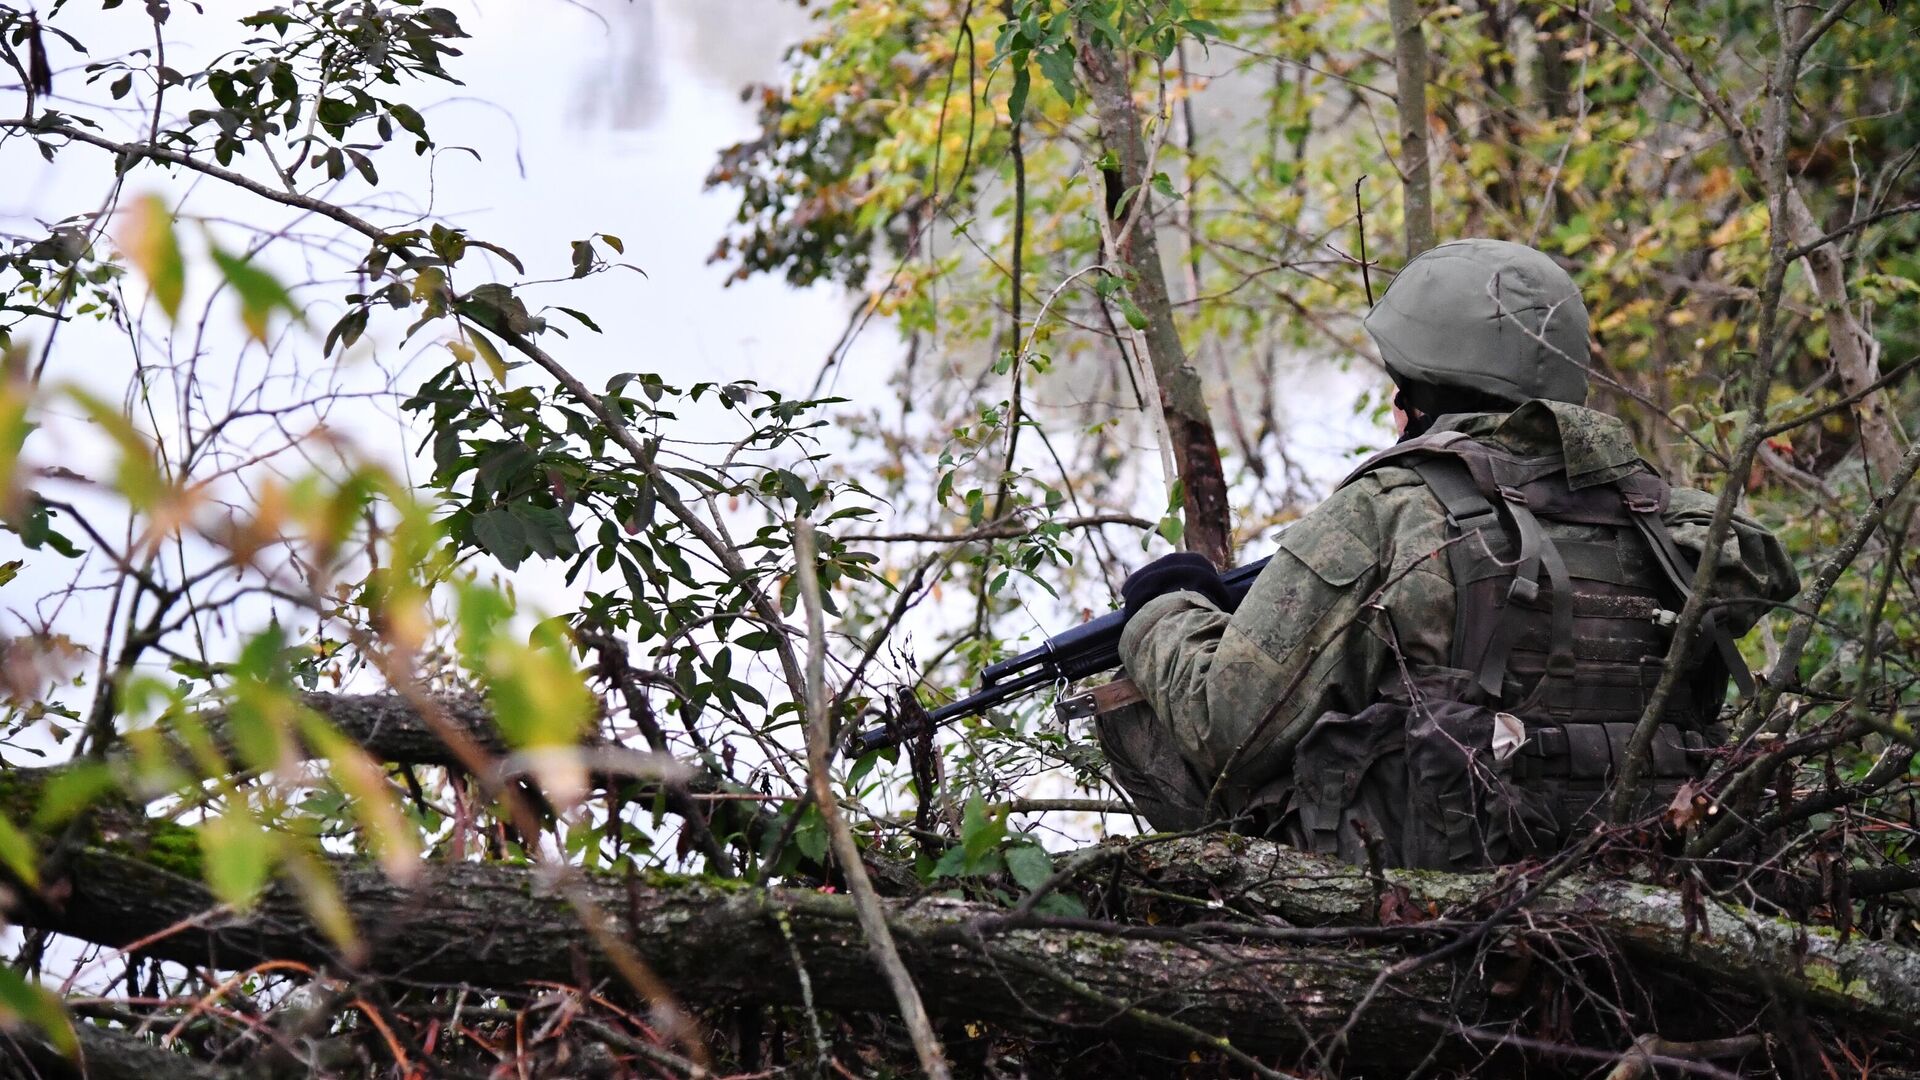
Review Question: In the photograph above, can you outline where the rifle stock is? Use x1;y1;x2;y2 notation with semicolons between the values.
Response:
847;555;1274;755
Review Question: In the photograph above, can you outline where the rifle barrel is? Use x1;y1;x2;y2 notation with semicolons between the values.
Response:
845;554;1276;755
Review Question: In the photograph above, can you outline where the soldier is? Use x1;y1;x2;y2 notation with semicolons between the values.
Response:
1101;238;1799;869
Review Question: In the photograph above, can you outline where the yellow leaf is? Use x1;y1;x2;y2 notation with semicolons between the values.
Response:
279;844;363;965
410;266;447;303
67;388;164;511
0;380;27;519
468;330;508;384
119;193;186;320
298;710;422;884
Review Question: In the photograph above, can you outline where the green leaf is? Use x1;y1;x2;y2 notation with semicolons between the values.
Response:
1007;66;1031;123
469;240;525;273
323;307;369;357
472;508;529;569
200;809;276;910
794;804;828;864
1156;512;1185;546
0;966;74;1056
1035;45;1076;105
960;795;1007;865
389;102;427;137
458;283;535;336
1005;843;1053;893
476;608;595;753
1034;892;1087;918
847;747;883;790
735;630;781;651
210;245;296;343
511;501;580;559
467;329;509;383
554;306;602;333
68;388;163;510
930;844;970;879
31;762;115;829
1116;294;1149;330
0;813;38;887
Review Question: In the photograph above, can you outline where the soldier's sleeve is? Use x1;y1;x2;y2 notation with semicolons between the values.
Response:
1116;480;1394;791
1662;486;1801;635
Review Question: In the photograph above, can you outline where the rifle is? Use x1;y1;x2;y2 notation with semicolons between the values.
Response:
847;555;1274;755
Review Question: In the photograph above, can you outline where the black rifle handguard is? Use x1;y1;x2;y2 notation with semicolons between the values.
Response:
846;554;1273;755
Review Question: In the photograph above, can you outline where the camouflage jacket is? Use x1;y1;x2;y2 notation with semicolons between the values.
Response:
1116;400;1801;815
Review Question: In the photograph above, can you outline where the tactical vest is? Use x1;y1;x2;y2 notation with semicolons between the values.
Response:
1296;429;1753;864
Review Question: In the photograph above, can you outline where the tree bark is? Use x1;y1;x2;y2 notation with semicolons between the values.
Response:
13;1023;244;1080
1388;0;1435;258
1778;182;1905;491
18;844;1454;1067
1078;30;1234;568
1127;834;1920;1036
16;829;1920;1073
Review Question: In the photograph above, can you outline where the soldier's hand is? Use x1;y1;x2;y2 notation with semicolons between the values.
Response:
1121;552;1233;617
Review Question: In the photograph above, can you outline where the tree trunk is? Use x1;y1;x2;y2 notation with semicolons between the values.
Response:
14;1024;246;1080
19;844;1455;1068
1077;30;1234;568
1388;0;1435;258
16;829;1920;1074
1129;834;1920;1036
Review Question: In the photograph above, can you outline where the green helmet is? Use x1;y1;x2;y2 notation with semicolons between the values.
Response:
1363;238;1590;406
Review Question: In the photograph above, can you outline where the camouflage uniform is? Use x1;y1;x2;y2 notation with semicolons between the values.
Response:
1102;399;1800;835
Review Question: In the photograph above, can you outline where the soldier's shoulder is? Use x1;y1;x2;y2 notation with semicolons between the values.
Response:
1282;468;1444;547
1357;462;1430;493
1336;465;1447;523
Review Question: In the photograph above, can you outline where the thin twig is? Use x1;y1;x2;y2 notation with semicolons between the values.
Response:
794;519;952;1080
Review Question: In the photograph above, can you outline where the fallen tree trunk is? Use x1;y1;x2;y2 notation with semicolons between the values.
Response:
11;1023;244;1080
11;824;1920;1072
17;844;1456;1067
1128;834;1920;1037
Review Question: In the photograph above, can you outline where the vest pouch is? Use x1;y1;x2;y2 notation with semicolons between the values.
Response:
1401;700;1561;870
1514;722;1710;839
1287;703;1409;867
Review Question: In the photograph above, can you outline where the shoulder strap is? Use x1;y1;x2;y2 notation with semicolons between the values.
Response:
1612;471;1755;696
1336;429;1477;491
1624;507;1758;698
1407;455;1573;706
